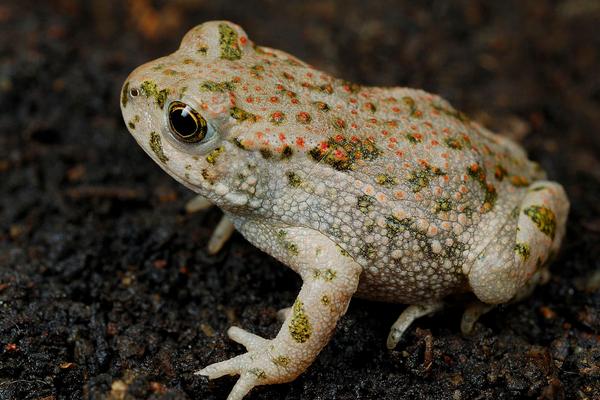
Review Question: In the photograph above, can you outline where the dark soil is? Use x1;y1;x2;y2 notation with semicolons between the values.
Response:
1;1;599;399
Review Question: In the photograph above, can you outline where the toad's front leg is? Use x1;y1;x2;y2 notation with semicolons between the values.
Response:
197;227;362;400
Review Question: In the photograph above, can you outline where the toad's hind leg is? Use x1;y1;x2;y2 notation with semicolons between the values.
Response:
467;180;569;306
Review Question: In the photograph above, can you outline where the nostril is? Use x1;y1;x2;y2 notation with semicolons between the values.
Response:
129;88;139;97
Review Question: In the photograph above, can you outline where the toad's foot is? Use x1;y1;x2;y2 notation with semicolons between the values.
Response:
277;307;292;322
196;328;279;400
387;303;443;349
185;195;236;254
185;195;213;213
207;216;236;255
460;301;495;334
196;226;362;399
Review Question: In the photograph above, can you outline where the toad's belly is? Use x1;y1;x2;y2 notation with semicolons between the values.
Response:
353;258;469;303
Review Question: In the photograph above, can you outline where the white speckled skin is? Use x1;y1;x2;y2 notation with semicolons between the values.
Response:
120;21;569;399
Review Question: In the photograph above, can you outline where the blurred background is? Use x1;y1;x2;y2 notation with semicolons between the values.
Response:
0;1;599;399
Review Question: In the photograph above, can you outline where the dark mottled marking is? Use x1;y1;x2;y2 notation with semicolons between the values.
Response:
219;23;242;60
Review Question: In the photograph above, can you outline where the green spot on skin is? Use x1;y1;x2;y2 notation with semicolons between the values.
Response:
233;137;246;149
495;164;508;181
140;80;169;109
308;136;381;171
402;96;421;117
443;137;463;150
313;101;330;112
149;132;168;164
288;300;312;343
219;23;242;60
405;133;421;143
357;195;374;214
248;368;267;379
230;106;257;122
467;164;497;212
385;216;413;237
121;82;129;108
360;243;376;259
336;244;350;257
524;205;557;239
260;148;272;159
277;230;299;256
272;356;290;367
281;145;294;159
206;147;224;164
200;80;236;92
514;243;531;261
435;198;452;213
127;115;140;131
287;171;302;187
407;164;446;193
250;64;265;77
323;269;336;281
375;174;398;187
320;295;331;306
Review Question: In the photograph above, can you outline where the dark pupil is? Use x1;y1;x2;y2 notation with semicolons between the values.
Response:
170;107;198;138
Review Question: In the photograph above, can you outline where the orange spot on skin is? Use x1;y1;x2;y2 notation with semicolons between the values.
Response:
256;132;264;139
246;96;254;103
441;153;449;158
394;191;406;199
431;140;439;146
382;130;389;136
414;192;423;201
376;193;387;202
428;225;438;236
351;123;358;129
296;112;311;124
240;36;247;44
296;137;305;148
459;185;469;194
279;133;286;142
392;107;400;113
395;150;404;158
291;98;299;104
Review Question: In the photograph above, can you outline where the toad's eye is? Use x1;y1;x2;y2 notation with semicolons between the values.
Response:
168;101;207;143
